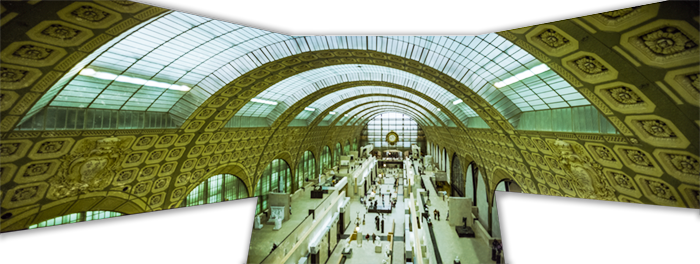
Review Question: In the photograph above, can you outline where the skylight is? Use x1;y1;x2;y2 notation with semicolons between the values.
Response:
250;98;278;105
79;68;191;91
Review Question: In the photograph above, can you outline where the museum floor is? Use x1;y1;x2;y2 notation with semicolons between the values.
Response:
326;163;496;264
247;160;497;264
248;186;329;264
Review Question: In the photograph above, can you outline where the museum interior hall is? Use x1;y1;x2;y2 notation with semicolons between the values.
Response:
0;1;698;264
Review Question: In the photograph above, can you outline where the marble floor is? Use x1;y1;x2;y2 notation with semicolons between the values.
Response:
328;163;496;264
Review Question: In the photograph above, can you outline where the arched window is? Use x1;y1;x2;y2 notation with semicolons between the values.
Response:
344;140;350;155
352;138;358;151
296;151;317;188
334;142;341;166
321;146;331;171
255;159;292;214
28;211;122;229
184;173;248;207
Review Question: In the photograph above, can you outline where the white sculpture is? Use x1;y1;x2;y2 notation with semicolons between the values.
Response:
254;215;263;230
274;217;282;230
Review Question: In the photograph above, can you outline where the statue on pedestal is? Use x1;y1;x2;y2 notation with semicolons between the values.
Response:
254;215;263;230
274;217;282;230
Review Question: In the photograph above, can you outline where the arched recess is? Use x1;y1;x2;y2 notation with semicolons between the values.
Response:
442;147;448;172
451;153;464;197
0;192;148;232
194;162;253;199
445;148;451;183
254;158;292;214
344;140;350;155
476;168;490;230
434;144;439;164
296;150;317;189
321;145;332;172
490;172;524;239
466;161;477;202
182;173;249;207
27;211;123;230
334;142;342;167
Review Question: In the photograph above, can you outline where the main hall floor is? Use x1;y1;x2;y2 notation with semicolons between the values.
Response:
327;163;497;264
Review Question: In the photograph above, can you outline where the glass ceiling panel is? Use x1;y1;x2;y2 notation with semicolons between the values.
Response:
345;106;430;127
27;10;591;128
235;65;476;121
355;108;427;127
325;104;431;127
288;86;449;124
321;99;438;127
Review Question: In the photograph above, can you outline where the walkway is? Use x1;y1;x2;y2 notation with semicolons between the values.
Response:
418;161;495;264
327;162;495;264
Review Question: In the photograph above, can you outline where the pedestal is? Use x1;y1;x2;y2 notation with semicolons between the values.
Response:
375;244;382;253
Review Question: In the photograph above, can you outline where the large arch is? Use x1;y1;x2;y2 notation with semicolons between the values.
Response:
0;193;149;232
253;158;293;214
324;98;440;127
352;106;434;127
490;168;525;238
342;103;437;127
295;150;317;189
476;166;490;229
332;99;439;127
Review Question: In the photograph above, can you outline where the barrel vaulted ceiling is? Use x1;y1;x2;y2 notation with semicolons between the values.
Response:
0;0;699;233
12;7;596;131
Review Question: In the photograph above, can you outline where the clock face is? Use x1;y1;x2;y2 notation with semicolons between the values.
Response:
386;131;399;144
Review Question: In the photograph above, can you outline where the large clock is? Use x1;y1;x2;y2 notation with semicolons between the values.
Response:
386;131;399;145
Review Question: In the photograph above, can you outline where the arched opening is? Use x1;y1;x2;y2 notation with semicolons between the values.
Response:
321;145;332;172
28;211;123;230
184;173;249;207
254;159;292;214
352;138;358;151
334;142;342;167
442;147;448;172
344;140;350;155
466;162;477;203
296;150;317;189
476;168;489;229
491;179;524;239
451;154;464;197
